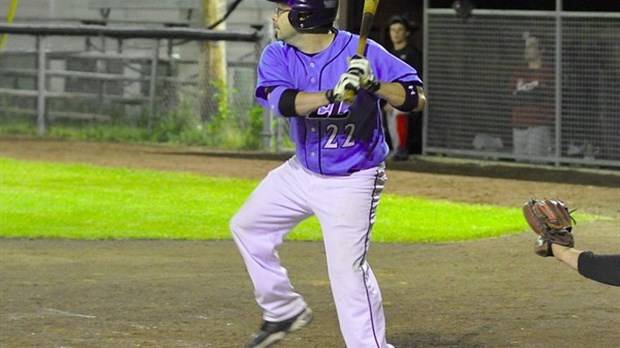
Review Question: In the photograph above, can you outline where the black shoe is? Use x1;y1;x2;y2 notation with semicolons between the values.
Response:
246;307;313;348
392;150;409;161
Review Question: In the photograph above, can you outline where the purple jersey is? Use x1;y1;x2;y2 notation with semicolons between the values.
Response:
255;30;422;176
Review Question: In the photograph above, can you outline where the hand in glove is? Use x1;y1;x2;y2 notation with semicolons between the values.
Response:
348;55;381;93
522;198;575;257
326;72;361;104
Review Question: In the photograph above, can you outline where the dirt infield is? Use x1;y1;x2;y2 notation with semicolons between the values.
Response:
1;138;619;348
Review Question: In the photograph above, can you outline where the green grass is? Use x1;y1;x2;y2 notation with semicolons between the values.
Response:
0;158;601;242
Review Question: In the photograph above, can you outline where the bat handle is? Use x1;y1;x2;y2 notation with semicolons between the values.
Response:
343;89;357;104
344;36;370;104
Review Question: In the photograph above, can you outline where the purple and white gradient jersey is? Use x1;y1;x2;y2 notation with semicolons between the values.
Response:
255;30;422;176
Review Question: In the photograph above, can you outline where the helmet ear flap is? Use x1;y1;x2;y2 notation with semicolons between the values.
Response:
281;0;338;33
294;11;310;29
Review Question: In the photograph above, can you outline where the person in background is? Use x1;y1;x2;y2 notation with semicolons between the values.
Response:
508;35;554;160
383;15;424;161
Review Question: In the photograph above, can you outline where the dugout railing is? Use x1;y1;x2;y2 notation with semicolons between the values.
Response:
0;23;264;138
423;3;620;168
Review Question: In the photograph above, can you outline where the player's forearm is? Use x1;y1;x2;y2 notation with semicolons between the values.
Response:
294;91;332;116
551;244;581;270
373;82;404;106
265;88;328;117
375;82;426;112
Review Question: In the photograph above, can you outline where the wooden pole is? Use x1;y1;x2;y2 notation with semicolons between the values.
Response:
200;0;227;121
0;0;20;51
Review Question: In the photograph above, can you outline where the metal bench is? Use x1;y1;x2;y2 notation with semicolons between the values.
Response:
87;0;200;27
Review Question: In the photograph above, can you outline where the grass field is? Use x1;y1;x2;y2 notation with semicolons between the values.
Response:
0;157;600;242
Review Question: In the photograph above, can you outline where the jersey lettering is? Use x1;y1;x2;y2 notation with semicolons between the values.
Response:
515;78;540;93
308;102;351;119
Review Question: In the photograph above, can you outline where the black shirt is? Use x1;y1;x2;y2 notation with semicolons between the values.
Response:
578;251;620;286
390;44;423;77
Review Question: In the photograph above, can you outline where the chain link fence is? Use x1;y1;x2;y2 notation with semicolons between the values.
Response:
424;9;620;167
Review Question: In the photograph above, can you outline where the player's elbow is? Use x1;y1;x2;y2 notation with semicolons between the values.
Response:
395;84;426;112
412;87;426;112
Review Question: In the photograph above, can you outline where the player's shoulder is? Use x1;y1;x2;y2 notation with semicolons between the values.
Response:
366;37;393;56
263;40;288;54
334;29;354;39
332;29;356;49
334;30;380;48
260;40;296;62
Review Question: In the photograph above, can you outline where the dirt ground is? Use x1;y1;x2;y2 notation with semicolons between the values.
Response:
1;138;619;348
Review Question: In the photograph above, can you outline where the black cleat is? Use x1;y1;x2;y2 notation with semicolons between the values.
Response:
392;151;409;161
246;307;313;348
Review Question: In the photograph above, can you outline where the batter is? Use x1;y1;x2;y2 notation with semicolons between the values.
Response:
230;1;425;347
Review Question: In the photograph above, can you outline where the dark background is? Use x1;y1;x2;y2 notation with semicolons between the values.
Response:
345;0;619;156
348;0;620;50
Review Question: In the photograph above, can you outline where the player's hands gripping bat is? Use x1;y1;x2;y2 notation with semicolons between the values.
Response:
326;72;361;104
348;55;380;92
343;0;381;101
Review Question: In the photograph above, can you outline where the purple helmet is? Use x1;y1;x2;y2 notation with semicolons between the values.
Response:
269;0;339;32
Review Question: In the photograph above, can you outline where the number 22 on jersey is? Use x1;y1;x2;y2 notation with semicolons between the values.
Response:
309;102;356;149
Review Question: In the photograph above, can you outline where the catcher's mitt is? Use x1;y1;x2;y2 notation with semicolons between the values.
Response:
522;198;575;257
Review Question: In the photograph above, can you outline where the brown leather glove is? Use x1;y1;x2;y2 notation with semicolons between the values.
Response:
522;198;575;257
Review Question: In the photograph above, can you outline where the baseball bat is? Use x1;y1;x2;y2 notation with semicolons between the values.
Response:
344;0;381;102
356;0;380;56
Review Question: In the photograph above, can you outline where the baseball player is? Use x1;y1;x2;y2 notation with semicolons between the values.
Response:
230;1;425;347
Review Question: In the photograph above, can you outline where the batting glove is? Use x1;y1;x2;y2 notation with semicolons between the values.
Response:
348;55;381;93
326;72;361;104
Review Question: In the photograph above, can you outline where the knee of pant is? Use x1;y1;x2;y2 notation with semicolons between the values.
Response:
229;212;250;238
327;257;364;277
230;213;278;260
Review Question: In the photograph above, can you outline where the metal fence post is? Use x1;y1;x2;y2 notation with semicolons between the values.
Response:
554;0;563;166
36;36;46;136
258;20;273;151
147;39;160;132
422;0;430;156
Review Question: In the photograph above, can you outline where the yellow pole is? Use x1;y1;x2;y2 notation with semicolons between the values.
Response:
199;0;227;120
0;0;20;50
